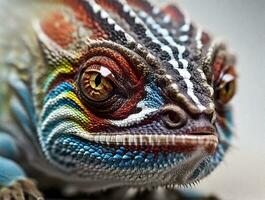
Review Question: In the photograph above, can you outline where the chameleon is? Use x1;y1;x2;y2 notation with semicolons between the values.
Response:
0;0;237;199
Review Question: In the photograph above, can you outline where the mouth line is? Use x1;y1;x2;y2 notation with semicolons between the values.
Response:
78;128;218;154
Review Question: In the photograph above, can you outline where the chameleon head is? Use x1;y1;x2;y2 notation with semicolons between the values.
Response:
35;0;237;188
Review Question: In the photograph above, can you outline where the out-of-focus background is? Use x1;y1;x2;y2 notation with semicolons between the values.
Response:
173;0;265;199
0;0;264;199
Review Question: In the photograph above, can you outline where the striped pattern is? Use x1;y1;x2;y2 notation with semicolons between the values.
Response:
13;0;235;188
39;0;214;114
35;0;218;161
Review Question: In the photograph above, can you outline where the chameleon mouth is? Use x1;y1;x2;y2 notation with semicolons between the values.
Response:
80;128;218;154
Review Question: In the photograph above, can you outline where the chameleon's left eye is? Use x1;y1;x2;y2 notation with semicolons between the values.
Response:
79;66;114;102
216;67;237;104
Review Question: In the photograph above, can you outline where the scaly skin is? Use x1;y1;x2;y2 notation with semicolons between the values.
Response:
0;0;237;199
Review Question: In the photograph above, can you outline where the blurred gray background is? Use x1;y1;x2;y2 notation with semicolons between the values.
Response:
174;0;265;199
0;0;264;199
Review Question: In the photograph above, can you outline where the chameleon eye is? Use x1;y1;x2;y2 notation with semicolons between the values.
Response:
79;66;114;102
216;68;237;105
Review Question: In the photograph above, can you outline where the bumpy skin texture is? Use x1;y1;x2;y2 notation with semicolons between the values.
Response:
0;0;237;199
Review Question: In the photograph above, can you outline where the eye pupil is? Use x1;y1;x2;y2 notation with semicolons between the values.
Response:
218;80;236;105
95;74;102;87
225;82;231;93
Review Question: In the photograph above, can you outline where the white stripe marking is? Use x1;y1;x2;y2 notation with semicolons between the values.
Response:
89;0;135;43
195;29;203;50
137;10;206;110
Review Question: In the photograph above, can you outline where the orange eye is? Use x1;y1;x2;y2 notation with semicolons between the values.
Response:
80;67;114;102
216;73;237;104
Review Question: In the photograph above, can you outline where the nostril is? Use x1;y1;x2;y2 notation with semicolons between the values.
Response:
162;105;187;129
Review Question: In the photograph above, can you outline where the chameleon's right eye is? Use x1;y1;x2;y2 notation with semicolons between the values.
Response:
79;66;114;102
76;43;145;117
215;67;237;105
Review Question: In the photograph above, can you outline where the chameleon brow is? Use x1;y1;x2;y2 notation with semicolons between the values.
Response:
96;0;209;112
